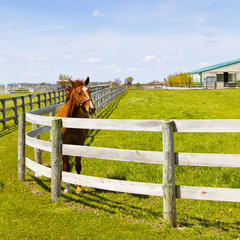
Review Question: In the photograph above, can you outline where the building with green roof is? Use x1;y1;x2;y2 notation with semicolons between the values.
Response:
189;58;240;87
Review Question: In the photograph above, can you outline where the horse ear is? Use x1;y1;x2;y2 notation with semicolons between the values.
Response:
69;79;76;88
85;76;90;86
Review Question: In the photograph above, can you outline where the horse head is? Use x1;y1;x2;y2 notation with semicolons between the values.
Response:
69;77;96;115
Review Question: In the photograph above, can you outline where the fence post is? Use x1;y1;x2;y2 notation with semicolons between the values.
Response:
21;96;25;113
49;92;52;105
53;91;56;104
13;97;18;124
18;112;26;181
57;90;60;104
51;118;62;202
37;94;41;108
1;99;6;128
29;94;33;110
43;93;47;106
162;120;176;227
32;123;42;177
62;90;65;102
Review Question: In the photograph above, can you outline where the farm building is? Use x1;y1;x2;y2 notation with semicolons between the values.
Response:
189;58;240;87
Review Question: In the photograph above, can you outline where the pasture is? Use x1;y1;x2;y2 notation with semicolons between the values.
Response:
1;89;240;239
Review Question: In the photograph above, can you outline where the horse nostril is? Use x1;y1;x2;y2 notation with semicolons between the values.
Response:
89;107;96;114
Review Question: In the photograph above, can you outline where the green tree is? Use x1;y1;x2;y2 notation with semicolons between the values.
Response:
124;76;134;85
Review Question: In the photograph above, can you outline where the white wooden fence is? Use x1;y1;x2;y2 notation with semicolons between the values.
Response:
18;97;240;227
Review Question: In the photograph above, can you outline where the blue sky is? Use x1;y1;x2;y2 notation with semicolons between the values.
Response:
1;0;240;84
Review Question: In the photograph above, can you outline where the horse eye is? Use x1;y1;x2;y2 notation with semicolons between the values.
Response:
78;92;82;96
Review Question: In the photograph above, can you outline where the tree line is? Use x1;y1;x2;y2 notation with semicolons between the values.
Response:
167;72;193;87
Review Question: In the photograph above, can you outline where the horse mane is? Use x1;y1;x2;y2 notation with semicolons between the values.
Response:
65;80;84;103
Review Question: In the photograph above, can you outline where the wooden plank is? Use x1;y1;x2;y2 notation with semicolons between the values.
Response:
25;157;51;178
26;112;163;131
176;185;240;202
162;120;176;227
61;118;163;131
62;144;163;164
5;106;14;111
174;119;240;132
26;135;51;152
26;114;54;126
27;104;63;116
176;152;240;168
5;116;15;121
3;97;14;101
62;171;163;196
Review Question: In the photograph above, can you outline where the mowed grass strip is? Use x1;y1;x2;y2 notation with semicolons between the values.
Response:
1;89;240;239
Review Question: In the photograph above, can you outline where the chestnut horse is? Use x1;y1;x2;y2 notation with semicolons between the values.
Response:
57;77;95;194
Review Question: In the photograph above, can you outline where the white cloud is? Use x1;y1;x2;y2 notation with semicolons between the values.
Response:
26;57;35;62
144;55;155;62
92;9;107;17
100;64;116;70
50;40;69;46
199;62;211;66
126;67;136;72
20;72;38;77
66;55;74;59
129;49;136;54
80;58;101;63
98;64;121;73
38;56;49;61
1;23;64;32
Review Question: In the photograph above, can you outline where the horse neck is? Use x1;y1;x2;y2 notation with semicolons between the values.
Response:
65;91;88;118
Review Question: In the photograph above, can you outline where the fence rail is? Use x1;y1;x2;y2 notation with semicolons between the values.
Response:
18;99;240;226
0;85;121;128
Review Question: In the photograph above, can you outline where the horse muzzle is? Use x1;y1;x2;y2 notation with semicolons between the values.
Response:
89;107;96;115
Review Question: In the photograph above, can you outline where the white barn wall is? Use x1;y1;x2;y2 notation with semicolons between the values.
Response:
192;62;240;83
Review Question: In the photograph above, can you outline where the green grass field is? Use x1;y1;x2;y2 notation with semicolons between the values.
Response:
1;89;240;239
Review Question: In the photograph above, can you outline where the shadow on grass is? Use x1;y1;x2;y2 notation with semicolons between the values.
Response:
0;124;19;138
64;188;160;218
0;122;31;138
0;182;5;191
30;174;160;219
179;216;240;231
30;174;240;230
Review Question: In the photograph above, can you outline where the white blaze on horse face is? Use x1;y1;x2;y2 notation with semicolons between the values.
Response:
82;86;94;108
